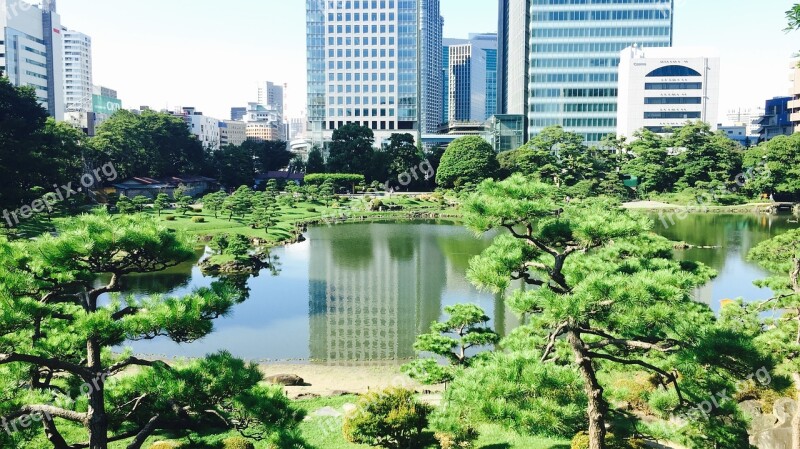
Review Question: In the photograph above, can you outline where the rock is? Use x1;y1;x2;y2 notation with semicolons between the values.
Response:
310;406;342;418
330;390;355;397
265;374;305;386
295;393;320;400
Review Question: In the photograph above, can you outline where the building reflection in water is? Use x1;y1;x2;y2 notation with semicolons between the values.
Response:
308;224;448;366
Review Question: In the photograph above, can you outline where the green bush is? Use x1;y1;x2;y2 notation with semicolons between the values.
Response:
343;388;432;449
191;216;205;223
306;207;317;213
368;199;384;211
164;215;176;221
570;432;643;449
148;442;183;449
222;436;255;449
432;409;479;449
304;173;365;192
435;136;499;188
194;207;203;213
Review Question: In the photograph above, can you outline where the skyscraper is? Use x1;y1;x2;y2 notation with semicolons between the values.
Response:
306;0;443;145
257;81;284;116
526;0;674;143
0;0;64;120
445;33;498;124
497;0;529;118
62;27;93;130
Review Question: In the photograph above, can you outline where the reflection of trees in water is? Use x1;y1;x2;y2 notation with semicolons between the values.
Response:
651;214;799;271
328;227;375;268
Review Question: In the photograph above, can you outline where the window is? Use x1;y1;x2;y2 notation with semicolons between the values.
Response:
644;97;702;104
645;82;702;90
644;111;702;119
646;65;702;77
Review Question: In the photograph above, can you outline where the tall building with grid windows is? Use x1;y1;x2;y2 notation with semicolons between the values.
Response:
445;33;497;124
505;0;674;144
306;0;443;145
0;0;64;120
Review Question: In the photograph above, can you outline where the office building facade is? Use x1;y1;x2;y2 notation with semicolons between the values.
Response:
62;27;92;132
258;81;284;115
62;28;91;113
219;120;247;147
177;107;221;150
617;46;719;139
1;0;64;120
790;65;800;133
444;33;498;125
497;0;529;122
524;0;674;143
755;96;794;142
306;0;444;144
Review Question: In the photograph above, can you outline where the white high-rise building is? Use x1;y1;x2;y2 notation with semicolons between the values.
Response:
62;27;92;131
617;46;720;139
0;0;64;120
306;0;444;144
62;28;91;112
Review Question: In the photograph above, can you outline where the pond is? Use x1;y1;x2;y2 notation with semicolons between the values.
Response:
122;214;798;365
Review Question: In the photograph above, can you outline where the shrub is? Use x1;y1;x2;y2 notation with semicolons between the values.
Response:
441;351;586;438
164;215;176;221
343;388;432;449
431;409;479;449
192;216;205;223
570;432;643;449
368;199;384;211
148;442;183;449
222;436;255;449
306;207;317;213
193;207;203;213
435;136;499;188
304;174;365;192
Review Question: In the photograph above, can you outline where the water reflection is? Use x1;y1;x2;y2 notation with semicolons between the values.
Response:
648;213;798;310
119;215;797;363
308;223;450;365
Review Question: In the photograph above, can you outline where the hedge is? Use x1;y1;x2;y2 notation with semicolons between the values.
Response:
304;174;365;191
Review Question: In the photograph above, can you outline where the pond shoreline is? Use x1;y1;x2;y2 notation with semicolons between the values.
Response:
623;200;783;214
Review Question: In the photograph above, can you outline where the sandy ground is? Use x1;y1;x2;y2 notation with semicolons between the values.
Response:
622;200;677;209
258;363;444;399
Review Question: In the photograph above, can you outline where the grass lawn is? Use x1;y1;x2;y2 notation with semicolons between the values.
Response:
295;396;570;449
149;195;458;245
27;395;569;449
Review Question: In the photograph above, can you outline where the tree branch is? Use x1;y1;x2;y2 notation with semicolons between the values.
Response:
588;351;686;405
3;405;88;424
542;321;569;362
0;353;91;379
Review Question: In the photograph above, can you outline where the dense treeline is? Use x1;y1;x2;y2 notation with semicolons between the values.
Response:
499;123;800;203
0;77;295;211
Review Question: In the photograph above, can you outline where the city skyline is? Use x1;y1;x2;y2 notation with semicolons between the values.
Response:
54;0;798;125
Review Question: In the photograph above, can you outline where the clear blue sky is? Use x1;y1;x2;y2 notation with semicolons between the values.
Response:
57;0;798;122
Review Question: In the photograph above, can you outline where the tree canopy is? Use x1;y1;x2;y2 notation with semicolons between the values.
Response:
0;213;305;449
327;124;375;175
92;110;207;180
435;136;499;189
462;175;764;449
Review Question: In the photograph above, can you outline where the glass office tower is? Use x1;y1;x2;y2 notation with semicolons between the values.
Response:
528;0;674;144
306;0;443;144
